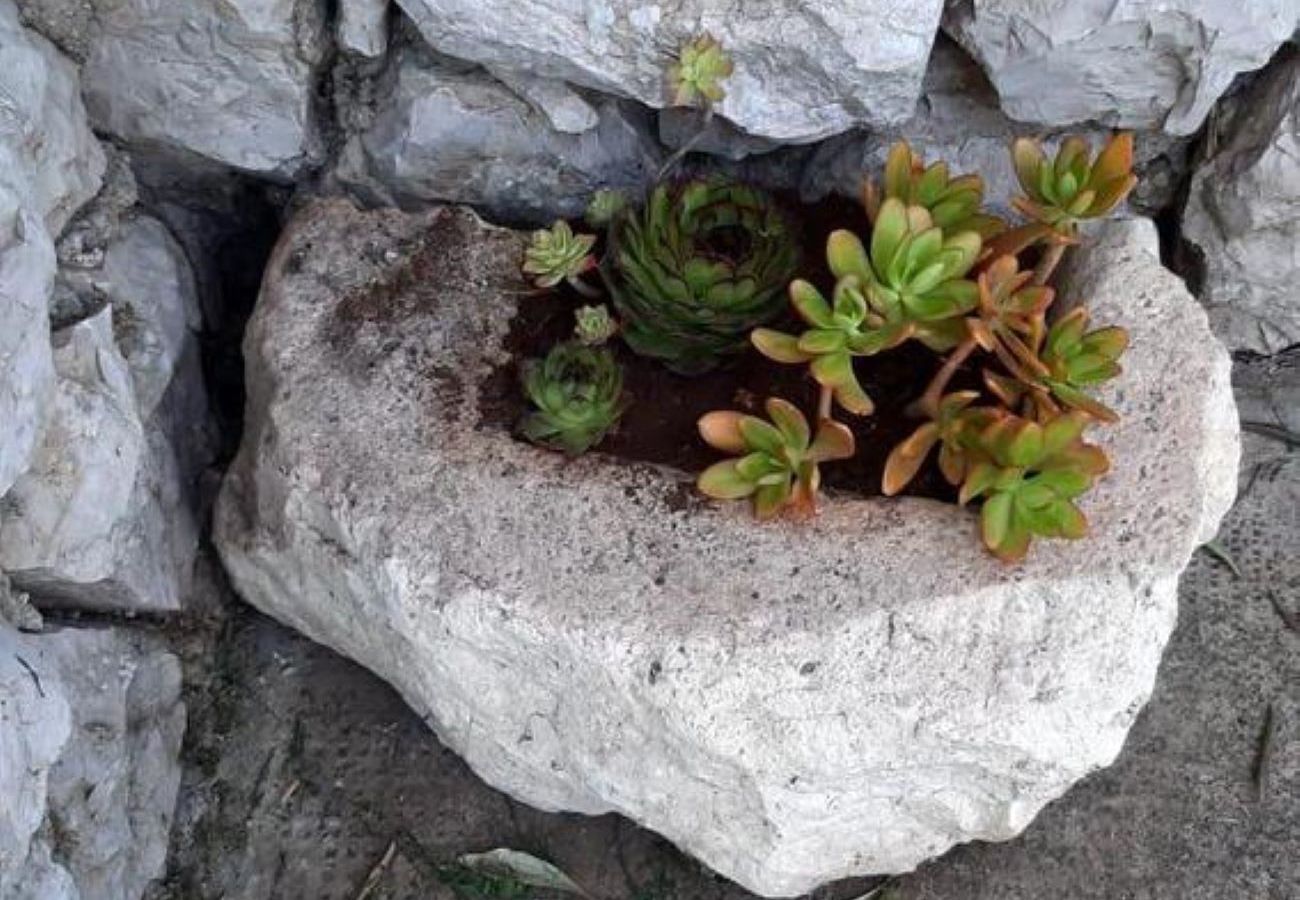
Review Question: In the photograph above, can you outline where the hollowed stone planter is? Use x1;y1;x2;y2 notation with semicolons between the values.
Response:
215;199;1239;897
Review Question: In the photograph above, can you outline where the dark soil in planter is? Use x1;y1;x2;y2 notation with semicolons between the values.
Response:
481;194;979;504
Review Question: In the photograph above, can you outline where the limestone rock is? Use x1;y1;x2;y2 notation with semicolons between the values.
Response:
801;39;1189;217
335;46;661;223
0;0;104;236
0;620;185;900
339;0;389;59
216;200;1238;896
393;0;945;143
0;622;70;897
0;185;55;498
39;627;186;900
1181;47;1300;354
0;304;203;613
487;68;601;136
81;0;330;177
943;0;1300;136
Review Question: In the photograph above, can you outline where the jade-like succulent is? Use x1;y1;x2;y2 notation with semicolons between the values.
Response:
585;189;628;229
959;411;1110;561
864;140;1004;239
519;342;628;454
522;221;597;292
668;34;734;108
697;398;855;519
751;274;912;416
573;304;619;345
882;391;997;495
1038;307;1128;422
607;180;799;375
751;199;981;415
1011;133;1138;232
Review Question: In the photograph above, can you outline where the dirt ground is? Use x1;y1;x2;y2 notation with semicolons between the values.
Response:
150;354;1298;900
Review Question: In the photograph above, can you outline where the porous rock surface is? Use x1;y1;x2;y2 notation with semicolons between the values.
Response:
1182;46;1300;354
392;0;944;143
334;43;661;223
0;616;185;900
943;0;1299;136
216;199;1239;896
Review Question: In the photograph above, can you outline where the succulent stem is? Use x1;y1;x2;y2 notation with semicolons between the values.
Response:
657;107;714;181
1032;241;1067;286
567;274;603;299
918;336;977;419
817;384;834;422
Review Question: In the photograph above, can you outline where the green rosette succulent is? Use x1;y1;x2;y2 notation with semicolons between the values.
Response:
1011;133;1138;232
696;397;855;519
864;140;1004;239
959;411;1110;562
1038;307;1128;422
607;180;800;375
522;220;597;291
573;304;619;345
882;391;999;494
519;342;629;454
668;34;734;107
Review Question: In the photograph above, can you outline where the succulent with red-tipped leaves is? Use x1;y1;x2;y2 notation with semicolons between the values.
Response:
1011;133;1137;232
864;140;1004;239
697;398;855;519
882;391;999;495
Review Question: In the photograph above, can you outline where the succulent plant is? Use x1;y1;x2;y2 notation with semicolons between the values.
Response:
519;342;628;454
573;304;619;345
864;141;1004;239
1011;133;1137;232
697;397;855;519
882;391;997;495
959;411;1110;562
668;34;734;108
585;190;628;229
1038;307;1128;421
523;221;598;294
607;180;799;375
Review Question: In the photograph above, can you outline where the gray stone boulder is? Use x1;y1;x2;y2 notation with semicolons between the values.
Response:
78;0;330;177
334;45;661;223
0;620;70;897
1182;47;1300;354
393;0;945;143
801;39;1190;217
0;617;185;900
0;185;55;500
0;0;104;236
338;0;390;59
943;0;1300;136
0;215;209;613
216;199;1238;896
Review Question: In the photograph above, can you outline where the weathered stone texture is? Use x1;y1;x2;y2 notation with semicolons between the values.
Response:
944;0;1300;136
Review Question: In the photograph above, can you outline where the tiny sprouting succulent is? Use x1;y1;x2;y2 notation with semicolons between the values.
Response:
668;34;734;108
864;141;1004;239
585;189;629;229
522;220;597;291
697;398;855;519
519;342;628;454
959;411;1110;562
1011;133;1138;233
607;180;800;375
574;304;619;345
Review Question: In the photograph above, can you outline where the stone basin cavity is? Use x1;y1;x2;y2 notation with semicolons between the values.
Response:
214;198;1240;897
